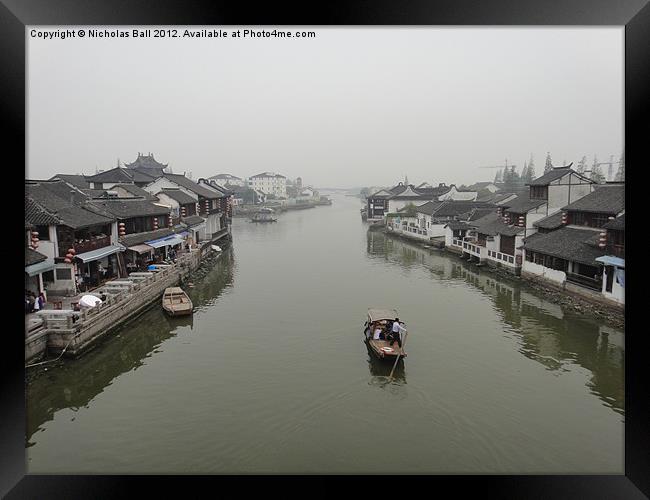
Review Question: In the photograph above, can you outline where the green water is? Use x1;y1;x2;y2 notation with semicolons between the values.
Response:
26;194;624;473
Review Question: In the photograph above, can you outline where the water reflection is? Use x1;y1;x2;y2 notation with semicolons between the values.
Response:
26;247;236;443
367;230;624;416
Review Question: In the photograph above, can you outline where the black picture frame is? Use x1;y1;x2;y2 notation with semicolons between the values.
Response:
4;1;648;497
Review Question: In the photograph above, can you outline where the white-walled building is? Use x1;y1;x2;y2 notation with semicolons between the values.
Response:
249;172;287;198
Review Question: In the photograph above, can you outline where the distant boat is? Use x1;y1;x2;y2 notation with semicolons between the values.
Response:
162;287;193;316
251;212;277;223
363;308;407;361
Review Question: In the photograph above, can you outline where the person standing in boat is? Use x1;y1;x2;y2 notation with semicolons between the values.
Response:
388;318;404;348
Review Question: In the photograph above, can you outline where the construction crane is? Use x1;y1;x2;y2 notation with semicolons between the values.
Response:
478;159;517;170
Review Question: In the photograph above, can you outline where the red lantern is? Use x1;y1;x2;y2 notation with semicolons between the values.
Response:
64;257;71;263
518;215;525;227
598;231;607;248
561;212;568;225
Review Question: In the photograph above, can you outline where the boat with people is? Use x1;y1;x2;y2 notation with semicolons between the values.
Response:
251;208;278;223
162;287;193;316
363;308;407;361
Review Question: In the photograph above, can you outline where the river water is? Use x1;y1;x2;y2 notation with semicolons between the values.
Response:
26;194;624;474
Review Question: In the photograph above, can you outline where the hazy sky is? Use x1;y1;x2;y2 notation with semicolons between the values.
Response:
27;27;623;188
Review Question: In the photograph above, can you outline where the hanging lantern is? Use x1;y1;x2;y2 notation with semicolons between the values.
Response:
64;257;72;263
496;207;502;218
68;248;75;255
168;214;173;228
181;206;187;217
561;212;568;225
153;217;159;229
599;231;607;248
118;222;126;237
518;215;525;227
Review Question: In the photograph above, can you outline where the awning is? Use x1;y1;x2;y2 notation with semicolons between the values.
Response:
25;260;55;277
75;244;126;263
128;244;154;254
146;235;185;249
595;255;625;268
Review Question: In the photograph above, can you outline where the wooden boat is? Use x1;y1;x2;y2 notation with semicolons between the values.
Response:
162;287;193;316
251;212;277;223
363;308;407;361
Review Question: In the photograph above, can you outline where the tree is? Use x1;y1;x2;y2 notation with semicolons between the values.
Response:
520;161;528;184
615;153;625;182
527;154;536;182
590;155;605;183
503;166;521;191
544;152;553;173
577;155;587;173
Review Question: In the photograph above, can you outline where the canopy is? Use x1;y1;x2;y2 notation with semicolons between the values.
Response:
25;260;54;277
75;244;125;263
367;308;399;322
127;244;154;254
595;255;625;268
79;295;102;308
145;235;184;249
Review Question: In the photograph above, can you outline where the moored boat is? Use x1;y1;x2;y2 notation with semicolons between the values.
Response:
162;287;193;316
363;308;407;361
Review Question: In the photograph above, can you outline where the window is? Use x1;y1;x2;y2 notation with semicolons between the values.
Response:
56;268;72;280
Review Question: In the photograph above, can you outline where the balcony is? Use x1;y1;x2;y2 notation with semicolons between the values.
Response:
462;241;487;259
487;249;516;266
72;235;111;254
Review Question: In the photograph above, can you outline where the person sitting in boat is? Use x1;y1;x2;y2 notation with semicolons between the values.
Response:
373;324;385;341
388;317;404;348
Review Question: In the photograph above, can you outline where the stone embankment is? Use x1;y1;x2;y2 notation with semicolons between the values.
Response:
26;248;208;365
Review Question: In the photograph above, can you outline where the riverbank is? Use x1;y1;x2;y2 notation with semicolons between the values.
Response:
376;226;624;329
25;235;231;367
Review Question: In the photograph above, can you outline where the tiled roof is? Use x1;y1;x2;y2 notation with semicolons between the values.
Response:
533;211;564;230
603;213;625;230
49;174;90;189
562;184;625;214
113;183;157;199
163;174;223;199
523;227;604;265
158;188;197;205
445;220;472;230
413;200;444;215
88;199;171;219
120;227;175;247
123;153;168;169
528;167;573;186
250;172;286;179
472;212;524;237
181;215;205;226
85;167;137;183
210;173;242;180
504;196;546;214
25;197;61;226
26;181;115;229
26;247;48;266
467;207;496;221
